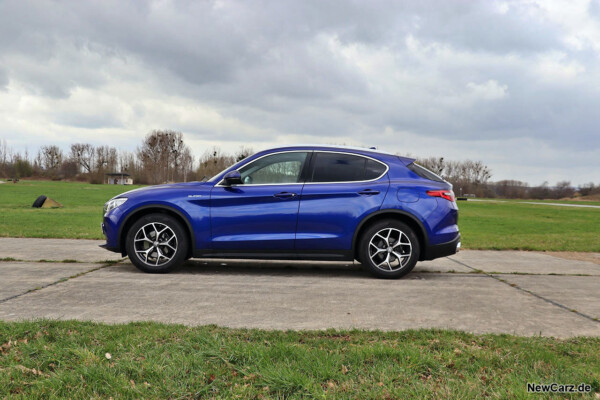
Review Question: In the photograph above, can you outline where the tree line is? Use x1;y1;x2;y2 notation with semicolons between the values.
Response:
414;156;600;199
0;130;253;185
0;134;598;199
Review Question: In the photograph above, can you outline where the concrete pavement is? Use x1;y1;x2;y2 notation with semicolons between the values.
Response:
0;237;124;262
0;238;599;337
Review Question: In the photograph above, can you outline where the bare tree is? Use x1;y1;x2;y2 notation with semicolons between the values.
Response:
95;145;118;172
35;145;63;179
530;182;551;199
407;154;492;197
137;130;193;184
579;183;600;197
179;147;194;182
197;146;235;180
554;181;575;199
417;156;445;176
70;143;95;173
492;180;529;199
40;145;63;171
235;146;254;162
167;132;186;182
0;139;8;177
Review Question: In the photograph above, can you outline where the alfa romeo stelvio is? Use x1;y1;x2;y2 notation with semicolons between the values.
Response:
102;145;460;278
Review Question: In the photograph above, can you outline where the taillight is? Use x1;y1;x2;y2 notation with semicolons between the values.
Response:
427;189;455;202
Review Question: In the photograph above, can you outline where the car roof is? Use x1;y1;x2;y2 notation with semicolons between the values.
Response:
261;144;397;157
258;144;415;166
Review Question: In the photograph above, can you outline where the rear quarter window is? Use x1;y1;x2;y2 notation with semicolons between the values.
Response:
364;159;386;180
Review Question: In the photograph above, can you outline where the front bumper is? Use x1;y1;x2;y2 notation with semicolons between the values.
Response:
421;233;461;261
99;243;121;253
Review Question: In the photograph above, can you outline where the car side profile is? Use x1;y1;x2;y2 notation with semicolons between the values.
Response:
101;145;460;278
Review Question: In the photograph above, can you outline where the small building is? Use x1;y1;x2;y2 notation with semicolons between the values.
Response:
105;172;133;185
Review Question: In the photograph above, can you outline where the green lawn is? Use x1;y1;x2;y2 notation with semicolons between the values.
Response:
458;200;600;252
1;180;599;251
0;320;598;399
0;180;143;239
478;198;600;207
529;199;600;206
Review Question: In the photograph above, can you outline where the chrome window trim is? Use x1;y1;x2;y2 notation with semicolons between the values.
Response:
215;150;389;187
215;150;309;187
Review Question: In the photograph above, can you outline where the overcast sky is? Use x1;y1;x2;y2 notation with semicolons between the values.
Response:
1;0;599;185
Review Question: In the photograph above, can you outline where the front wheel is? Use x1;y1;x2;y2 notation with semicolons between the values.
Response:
125;213;189;273
359;220;420;279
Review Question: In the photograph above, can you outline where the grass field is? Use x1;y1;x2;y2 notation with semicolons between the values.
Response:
478;198;600;206
458;200;600;252
0;180;144;239
1;320;598;398
1;180;599;251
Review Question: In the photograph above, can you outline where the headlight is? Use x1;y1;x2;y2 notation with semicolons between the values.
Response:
103;198;127;216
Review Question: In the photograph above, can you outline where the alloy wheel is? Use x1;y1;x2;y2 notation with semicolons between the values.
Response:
133;222;178;266
368;227;412;272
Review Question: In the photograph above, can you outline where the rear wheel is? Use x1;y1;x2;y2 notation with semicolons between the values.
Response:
359;220;420;279
125;213;189;273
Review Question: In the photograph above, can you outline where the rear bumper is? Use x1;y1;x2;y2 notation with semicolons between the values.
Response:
421;234;461;261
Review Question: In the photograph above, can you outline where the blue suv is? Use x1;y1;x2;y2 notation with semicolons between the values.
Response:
102;145;460;278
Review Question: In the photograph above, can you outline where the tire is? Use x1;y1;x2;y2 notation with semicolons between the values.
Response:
125;213;189;273
32;195;47;208
358;219;420;279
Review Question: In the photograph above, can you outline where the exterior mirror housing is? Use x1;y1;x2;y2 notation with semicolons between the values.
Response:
223;170;242;186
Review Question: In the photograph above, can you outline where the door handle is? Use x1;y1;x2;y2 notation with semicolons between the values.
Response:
273;192;297;199
358;189;380;196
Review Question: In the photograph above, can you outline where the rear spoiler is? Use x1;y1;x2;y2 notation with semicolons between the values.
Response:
397;156;416;166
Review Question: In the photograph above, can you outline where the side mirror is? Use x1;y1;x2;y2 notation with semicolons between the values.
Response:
222;170;242;186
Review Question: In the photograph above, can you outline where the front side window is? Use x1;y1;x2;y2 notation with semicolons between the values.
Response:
238;152;308;184
310;152;386;182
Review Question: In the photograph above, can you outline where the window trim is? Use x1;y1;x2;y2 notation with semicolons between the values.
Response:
305;151;389;184
215;150;310;187
215;150;389;187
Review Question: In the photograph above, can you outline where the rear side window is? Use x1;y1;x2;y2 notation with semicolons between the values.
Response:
310;153;387;182
407;162;445;182
365;159;386;180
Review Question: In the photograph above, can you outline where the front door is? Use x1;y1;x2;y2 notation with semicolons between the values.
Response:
210;151;309;251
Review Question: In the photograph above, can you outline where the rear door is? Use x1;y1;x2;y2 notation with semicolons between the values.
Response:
295;152;389;251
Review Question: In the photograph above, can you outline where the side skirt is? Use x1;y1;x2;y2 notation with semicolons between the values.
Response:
192;249;355;261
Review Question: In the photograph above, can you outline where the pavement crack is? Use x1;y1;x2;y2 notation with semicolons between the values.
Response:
0;263;114;305
447;257;600;324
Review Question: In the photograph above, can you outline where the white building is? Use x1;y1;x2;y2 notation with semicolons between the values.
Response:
105;173;133;185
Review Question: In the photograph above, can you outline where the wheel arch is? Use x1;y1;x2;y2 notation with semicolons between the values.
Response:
352;209;429;261
118;204;195;258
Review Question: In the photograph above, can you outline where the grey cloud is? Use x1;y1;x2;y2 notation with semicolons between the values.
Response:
54;111;123;130
0;67;7;90
0;0;598;184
